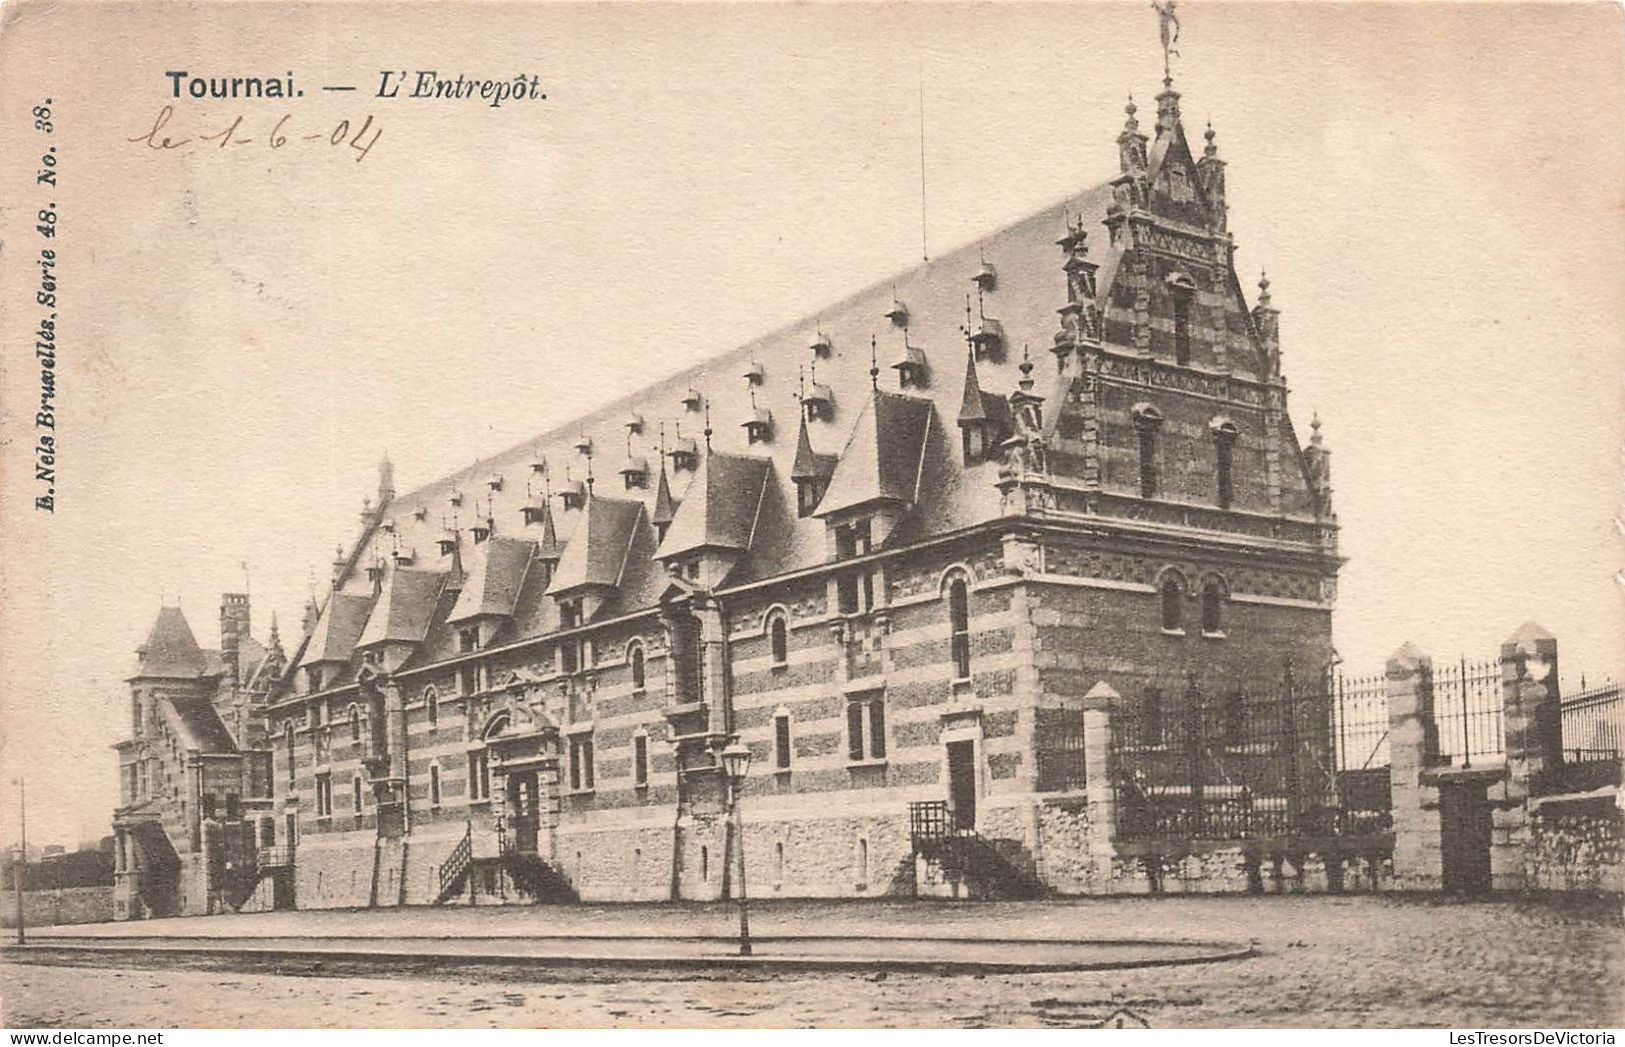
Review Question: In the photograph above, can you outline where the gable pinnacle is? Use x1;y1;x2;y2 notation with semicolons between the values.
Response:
1257;269;1272;308
1204;120;1217;158
869;334;880;390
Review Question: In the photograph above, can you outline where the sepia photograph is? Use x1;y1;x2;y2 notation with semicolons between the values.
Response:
0;0;1620;1032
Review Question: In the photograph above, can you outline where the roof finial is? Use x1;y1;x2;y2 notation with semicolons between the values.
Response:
1153;0;1181;86
703;400;713;451
1203;119;1217;159
1257;269;1272;307
798;364;807;403
1310;411;1323;447
1018;343;1034;391
869;334;880;390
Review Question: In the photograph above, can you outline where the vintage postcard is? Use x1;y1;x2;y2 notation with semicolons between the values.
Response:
0;0;1620;1032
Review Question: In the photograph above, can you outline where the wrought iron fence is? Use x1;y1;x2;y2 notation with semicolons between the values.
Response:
1034;708;1087;792
1111;668;1392;841
1560;679;1621;763
1427;658;1504;767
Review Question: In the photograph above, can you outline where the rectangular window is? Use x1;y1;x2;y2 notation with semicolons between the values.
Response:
458;627;480;654
835;519;872;560
458;663;478;697
775;714;792;770
201;794;217;821
847;694;887;762
1173;297;1191;366
351;776;363;816
315;774;333;817
1216;435;1235;509
1138;426;1158;498
429;764;442;807
569;734;595;791
633;734;649;787
285;813;298;848
467;750;490;802
225;794;241;821
837;569;874;616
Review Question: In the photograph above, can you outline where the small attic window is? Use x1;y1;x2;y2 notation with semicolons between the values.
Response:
448;489;464;508
795;476;827;518
438;529;458;555
970;317;1005;359
380;518;396;533
973;260;997;291
412;506;428;521
573;432;593;455
891;345;927;390
560;480;587;511
472;519;492;543
741;408;773;445
621;457;649;490
743;360;764;385
365;561;385;584
393;546;416;566
669;437;699;473
681;387;703;411
487;474;504;492
625;412;644;433
885;299;909;328
810;331;832;358
802;382;833;423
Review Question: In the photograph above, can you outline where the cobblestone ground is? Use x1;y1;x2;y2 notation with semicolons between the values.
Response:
3;895;1620;1028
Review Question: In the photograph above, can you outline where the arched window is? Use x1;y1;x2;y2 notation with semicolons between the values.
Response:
1201;580;1224;635
768;611;789;667
425;686;438;727
1212;419;1238;510
1145;687;1165;748
348;704;361;744
947;575;971;680
629;640;647;691
1160;574;1184;633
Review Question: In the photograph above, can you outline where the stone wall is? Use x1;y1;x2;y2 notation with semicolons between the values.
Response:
293;835;376;909
0;886;114;927
1525;802;1624;895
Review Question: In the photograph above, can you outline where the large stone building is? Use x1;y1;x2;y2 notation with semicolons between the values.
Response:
110;63;1341;917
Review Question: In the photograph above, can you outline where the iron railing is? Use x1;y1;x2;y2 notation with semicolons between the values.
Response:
1560;679;1621;763
256;846;295;870
1110;668;1392;841
436;824;473;901
1034;708;1087;792
1428;658;1504;767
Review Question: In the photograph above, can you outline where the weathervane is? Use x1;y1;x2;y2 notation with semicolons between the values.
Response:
1152;0;1180;83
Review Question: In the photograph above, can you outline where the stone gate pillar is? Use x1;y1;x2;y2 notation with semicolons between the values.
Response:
1387;642;1442;889
1491;622;1561;890
1082;681;1119;882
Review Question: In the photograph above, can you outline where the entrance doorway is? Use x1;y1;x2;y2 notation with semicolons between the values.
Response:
947;740;977;831
506;770;540;853
1439;780;1492;894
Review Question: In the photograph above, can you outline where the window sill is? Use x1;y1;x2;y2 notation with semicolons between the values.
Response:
1201;630;1227;640
1160;628;1186;637
468;798;492;807
951;675;974;689
566;788;596;798
847;758;888;770
770;661;789;673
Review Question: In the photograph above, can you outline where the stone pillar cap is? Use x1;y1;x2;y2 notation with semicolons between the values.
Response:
1504;620;1555;653
1081;680;1120;710
1387;640;1431;674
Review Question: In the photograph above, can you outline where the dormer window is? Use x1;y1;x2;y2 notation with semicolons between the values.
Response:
681;386;703;412
366;561;385;585
458;627;479;654
743;360;764;384
472;519;492;543
307;666;325;692
621;457;649;490
487;474;504;492
393;546;416;566
741;407;772;445
438;529;458;556
573;432;593;455
885;299;909;327
412;506;428;521
560;480;587;511
892;345;928;390
962;422;991;465
835;518;871;560
970;316;1004;359
973;260;997;291
669;437;698;473
795;476;826;518
810;331;832;358
448;489;463;508
624;411;645;433
802;382;833;423
559;597;583;631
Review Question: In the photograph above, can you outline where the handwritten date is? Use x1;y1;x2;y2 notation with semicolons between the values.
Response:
129;106;381;163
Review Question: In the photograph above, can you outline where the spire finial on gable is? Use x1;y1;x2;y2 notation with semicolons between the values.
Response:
869;334;880;390
703;399;713;451
1018;343;1034;392
1203;119;1217;159
1257;269;1272;308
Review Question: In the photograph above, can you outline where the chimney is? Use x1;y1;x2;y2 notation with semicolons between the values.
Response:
220;592;250;684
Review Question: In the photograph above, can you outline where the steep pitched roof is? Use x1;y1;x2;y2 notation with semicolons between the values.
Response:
357;567;445;647
655;451;771;559
158;696;237;754
130;607;209;679
652;466;677;529
548;496;643;594
815;391;935;518
297;591;373;668
449;537;533;623
791;414;837;482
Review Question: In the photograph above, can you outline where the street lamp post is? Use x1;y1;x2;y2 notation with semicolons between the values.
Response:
719;740;752;958
13;778;26;945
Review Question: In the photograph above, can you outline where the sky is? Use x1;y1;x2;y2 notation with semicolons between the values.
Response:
0;1;1621;850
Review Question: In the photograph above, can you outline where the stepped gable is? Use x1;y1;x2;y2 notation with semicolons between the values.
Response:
448;537;533;624
655;451;772;560
296;591;373;669
130;606;210;680
157;695;238;754
357;567;445;648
